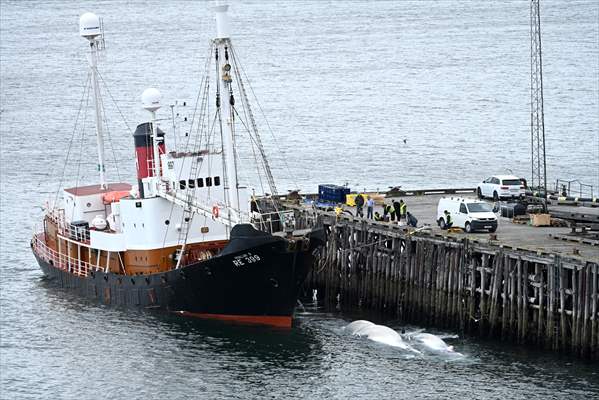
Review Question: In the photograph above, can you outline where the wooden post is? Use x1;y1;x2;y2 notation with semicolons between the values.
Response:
558;257;567;350
521;260;529;343
501;254;510;340
547;259;556;350
457;242;465;332
468;252;477;333
538;262;545;345
572;264;579;354
583;263;591;358
489;252;502;337
592;263;598;359
391;238;399;316
516;257;523;343
479;253;489;336
447;247;455;326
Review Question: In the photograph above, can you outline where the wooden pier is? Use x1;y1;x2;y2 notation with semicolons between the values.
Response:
289;194;599;360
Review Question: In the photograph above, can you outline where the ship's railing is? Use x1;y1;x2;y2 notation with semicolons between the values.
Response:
31;233;101;278
251;210;296;234
45;208;91;244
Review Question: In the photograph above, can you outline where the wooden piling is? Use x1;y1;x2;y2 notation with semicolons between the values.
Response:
298;213;598;360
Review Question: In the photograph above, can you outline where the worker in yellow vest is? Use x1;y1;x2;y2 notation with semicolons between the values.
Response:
383;203;395;222
399;199;407;221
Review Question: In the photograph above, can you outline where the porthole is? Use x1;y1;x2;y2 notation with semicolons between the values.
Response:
165;220;170;225
86;202;92;208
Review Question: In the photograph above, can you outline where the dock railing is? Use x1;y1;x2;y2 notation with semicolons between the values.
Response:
555;179;595;199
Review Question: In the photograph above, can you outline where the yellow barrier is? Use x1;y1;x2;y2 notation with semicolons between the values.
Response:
346;193;386;206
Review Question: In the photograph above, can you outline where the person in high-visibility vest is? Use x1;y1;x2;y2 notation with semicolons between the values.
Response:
399;199;407;220
384;203;395;221
444;210;453;228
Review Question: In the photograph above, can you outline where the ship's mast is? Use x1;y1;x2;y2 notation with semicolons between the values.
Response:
79;13;107;189
214;4;242;223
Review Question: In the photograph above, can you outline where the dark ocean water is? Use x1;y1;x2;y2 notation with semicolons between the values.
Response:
1;0;598;399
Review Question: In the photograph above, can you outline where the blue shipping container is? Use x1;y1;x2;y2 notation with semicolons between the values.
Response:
318;184;350;203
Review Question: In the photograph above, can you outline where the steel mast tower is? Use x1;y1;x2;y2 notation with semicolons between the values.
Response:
530;0;547;208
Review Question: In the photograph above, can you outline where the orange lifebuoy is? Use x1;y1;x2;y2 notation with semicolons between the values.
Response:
212;205;219;218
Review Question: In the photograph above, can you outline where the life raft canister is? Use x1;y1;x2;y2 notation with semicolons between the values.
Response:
212;205;219;218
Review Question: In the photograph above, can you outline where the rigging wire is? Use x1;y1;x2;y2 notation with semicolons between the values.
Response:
97;82;122;182
70;88;91;222
230;45;300;191
231;106;266;196
52;73;92;209
96;71;133;135
160;43;214;249
228;45;278;196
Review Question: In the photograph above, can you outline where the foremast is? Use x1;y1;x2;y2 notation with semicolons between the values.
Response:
214;4;242;226
144;4;284;237
79;13;107;189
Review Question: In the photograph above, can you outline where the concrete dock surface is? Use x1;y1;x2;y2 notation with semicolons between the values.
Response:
338;193;599;262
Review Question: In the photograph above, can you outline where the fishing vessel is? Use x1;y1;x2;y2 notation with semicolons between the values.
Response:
31;5;323;328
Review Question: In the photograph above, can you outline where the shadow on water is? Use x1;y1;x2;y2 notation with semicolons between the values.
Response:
36;276;325;367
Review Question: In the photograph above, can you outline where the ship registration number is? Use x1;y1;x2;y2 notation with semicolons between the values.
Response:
232;253;261;268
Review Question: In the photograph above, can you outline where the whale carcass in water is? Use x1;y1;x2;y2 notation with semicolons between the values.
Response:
409;333;461;355
344;320;421;354
344;320;376;335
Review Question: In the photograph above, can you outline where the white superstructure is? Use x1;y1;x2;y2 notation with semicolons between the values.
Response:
56;5;264;256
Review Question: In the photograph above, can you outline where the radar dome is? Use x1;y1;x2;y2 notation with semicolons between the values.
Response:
142;88;161;112
79;12;101;38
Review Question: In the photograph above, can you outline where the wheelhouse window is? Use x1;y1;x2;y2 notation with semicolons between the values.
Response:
188;179;195;189
179;180;186;190
197;178;204;188
206;177;213;187
214;176;221;186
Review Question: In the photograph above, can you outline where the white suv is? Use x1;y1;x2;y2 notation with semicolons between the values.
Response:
477;175;525;201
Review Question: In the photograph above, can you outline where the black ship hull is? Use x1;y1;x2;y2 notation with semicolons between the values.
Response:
33;225;323;327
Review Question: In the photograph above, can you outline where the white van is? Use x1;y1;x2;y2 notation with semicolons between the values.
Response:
437;197;497;233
